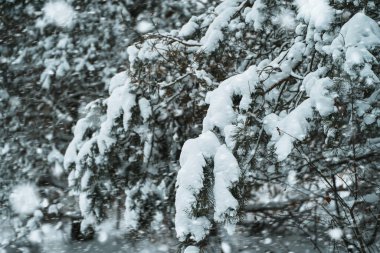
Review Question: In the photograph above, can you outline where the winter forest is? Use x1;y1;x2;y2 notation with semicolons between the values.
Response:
1;0;380;252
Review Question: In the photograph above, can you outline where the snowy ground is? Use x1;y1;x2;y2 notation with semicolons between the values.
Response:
0;218;344;253
40;239;173;253
1;222;342;253
16;227;341;253
37;235;331;253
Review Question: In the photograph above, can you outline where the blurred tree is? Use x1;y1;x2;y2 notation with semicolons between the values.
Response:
0;0;206;247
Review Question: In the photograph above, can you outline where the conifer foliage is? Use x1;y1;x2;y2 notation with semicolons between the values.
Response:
8;0;377;251
0;0;204;247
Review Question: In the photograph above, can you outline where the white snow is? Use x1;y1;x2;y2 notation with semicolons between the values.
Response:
309;77;335;116
42;1;76;28
136;39;168;63
328;227;343;240
264;100;313;161
213;145;240;223
28;224;65;246
175;131;220;242
40;223;66;242
245;0;266;30
327;13;380;83
301;67;327;94
179;17;199;38
332;13;380;50
80;169;93;190
47;147;64;177
295;0;334;30
64;71;140;230
364;113;376;125
124;186;140;230
143;132;153;164
262;42;306;91
136;20;154;34
104;79;136;132
79;192;91;216
127;45;139;69
263;237;272;245
151;211;164;231
223;125;237;150
108;71;128;94
9;184;40;215
221;242;232;253
138;97;152;122
97;231;108;243
203;65;259;131
176;36;310;240
85;79;136;157
184;246;200;253
48;204;59;215
96;219;117;243
302;70;336;116
64;102;102;171
264;66;336;161
29;229;43;244
275;9;296;30
200;0;243;53
287;170;297;186
262;113;281;137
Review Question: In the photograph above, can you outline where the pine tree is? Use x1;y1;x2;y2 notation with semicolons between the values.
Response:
63;0;211;238
173;0;380;252
0;0;205;247
13;0;378;251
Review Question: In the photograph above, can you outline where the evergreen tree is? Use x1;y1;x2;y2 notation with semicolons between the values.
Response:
62;0;210;238
174;0;380;252
3;0;379;251
0;0;204;247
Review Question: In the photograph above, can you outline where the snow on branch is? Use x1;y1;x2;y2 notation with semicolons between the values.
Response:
326;13;380;82
263;13;380;161
64;71;136;226
200;0;248;53
203;65;259;132
175;131;220;242
263;69;336;161
213;145;240;233
176;40;311;240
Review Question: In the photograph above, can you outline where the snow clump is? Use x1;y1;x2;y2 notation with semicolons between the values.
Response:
42;1;76;28
295;0;334;30
9;183;41;215
328;227;344;240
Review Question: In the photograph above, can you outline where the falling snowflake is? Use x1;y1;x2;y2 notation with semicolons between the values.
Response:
328;227;343;240
9;184;40;215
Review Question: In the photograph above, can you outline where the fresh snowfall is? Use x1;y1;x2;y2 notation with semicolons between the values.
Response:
1;0;380;253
